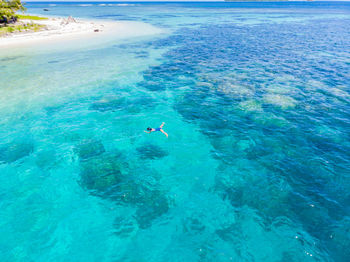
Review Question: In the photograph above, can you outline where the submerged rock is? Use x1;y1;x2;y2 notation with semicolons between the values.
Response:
236;139;255;152
44;104;64;115
124;95;156;113
327;218;350;261
113;215;137;237
137;80;166;92
263;94;297;109
74;139;105;161
135;191;170;229
238;100;263;112
35;149;56;169
108;177;170;229
136;143;168;160
80;153;128;192
217;82;254;98
89;97;126;112
182;214;206;234
134;50;149;58
128;95;155;108
0;141;34;164
112;171;160;203
73;138;170;230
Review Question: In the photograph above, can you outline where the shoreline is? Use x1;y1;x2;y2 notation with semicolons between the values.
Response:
0;15;164;49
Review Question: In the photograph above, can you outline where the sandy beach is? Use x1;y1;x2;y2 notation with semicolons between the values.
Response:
0;16;163;48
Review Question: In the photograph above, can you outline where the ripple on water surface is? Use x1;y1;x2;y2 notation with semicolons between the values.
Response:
1;3;350;262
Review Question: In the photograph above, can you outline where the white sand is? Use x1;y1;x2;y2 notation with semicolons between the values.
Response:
0;16;163;48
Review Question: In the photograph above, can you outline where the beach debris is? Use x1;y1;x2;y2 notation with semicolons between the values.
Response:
67;16;76;23
60;16;77;25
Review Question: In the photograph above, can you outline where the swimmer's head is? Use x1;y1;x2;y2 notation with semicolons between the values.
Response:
147;127;152;131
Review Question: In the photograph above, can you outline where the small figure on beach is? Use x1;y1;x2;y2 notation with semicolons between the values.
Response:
144;122;168;138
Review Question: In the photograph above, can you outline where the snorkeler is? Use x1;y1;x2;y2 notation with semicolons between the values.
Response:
144;122;168;138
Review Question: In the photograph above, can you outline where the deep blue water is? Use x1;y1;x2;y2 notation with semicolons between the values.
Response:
0;1;350;261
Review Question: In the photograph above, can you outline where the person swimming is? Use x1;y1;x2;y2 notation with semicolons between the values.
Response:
144;122;168;138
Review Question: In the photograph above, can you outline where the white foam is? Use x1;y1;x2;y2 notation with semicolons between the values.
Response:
116;4;135;6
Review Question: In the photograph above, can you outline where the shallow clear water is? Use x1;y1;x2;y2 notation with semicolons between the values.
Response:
0;1;350;261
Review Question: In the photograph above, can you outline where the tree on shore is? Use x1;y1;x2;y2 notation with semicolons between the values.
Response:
0;0;26;25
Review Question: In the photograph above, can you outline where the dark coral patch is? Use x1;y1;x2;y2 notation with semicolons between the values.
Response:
124;95;156;113
182;214;206;234
0;140;34;164
35;149;56;169
113;215;137;237
79;153;129;193
136;143;168;160
74;139;105;161
135;189;170;229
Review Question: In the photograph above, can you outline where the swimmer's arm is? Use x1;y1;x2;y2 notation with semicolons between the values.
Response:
160;122;165;128
144;130;151;134
161;129;168;138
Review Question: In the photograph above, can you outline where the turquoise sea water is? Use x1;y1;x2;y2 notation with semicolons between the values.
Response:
0;1;350;261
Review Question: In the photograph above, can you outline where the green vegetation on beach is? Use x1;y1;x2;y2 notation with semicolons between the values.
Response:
0;0;25;24
1;0;47;36
17;14;48;20
0;22;45;36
